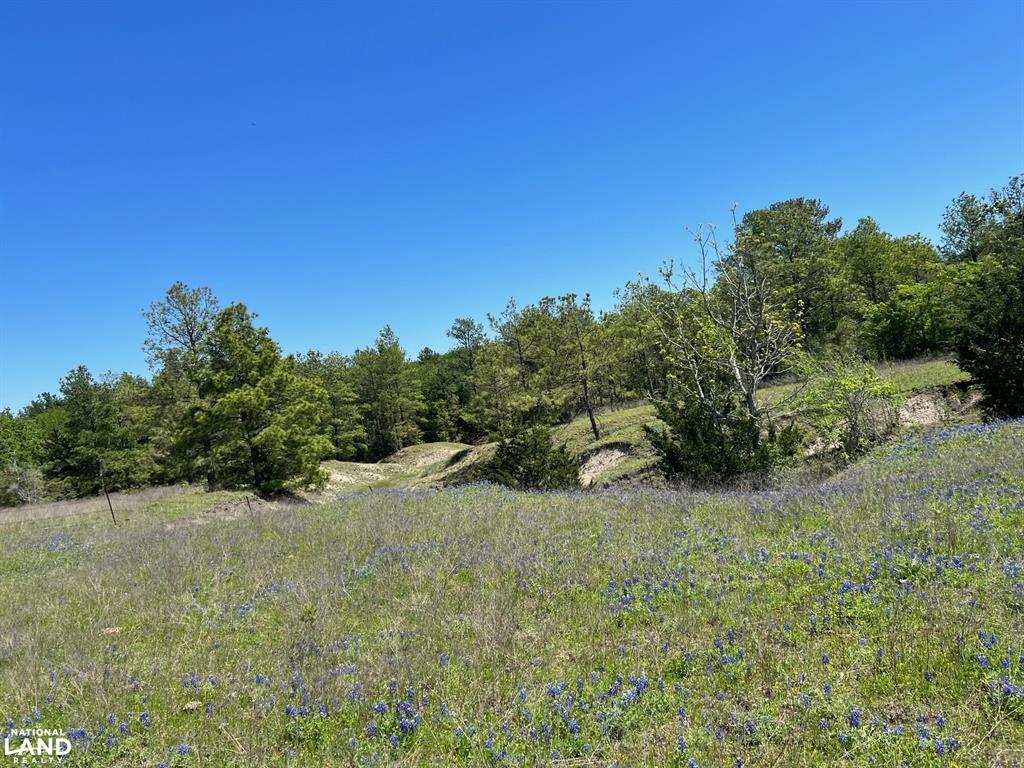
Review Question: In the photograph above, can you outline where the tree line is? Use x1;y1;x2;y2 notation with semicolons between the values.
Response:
1;175;1020;503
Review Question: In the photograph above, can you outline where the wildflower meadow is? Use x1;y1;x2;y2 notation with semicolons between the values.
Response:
1;421;1022;766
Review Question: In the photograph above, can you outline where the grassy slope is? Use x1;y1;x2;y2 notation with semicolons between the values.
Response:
0;418;1021;766
315;358;973;492
554;357;973;487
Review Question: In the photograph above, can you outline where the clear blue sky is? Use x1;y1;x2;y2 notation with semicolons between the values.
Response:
1;1;1022;411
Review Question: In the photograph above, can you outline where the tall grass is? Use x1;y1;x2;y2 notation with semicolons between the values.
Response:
0;421;1021;766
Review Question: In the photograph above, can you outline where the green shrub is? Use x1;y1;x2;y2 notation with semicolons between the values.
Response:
644;397;800;486
805;360;899;457
480;426;580;490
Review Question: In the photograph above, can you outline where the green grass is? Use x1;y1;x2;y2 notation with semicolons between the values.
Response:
876;358;971;395
553;403;659;457
0;419;1021;766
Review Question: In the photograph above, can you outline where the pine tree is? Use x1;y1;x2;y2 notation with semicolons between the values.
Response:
199;305;331;492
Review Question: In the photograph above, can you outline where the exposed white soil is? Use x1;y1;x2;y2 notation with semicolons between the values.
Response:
385;446;466;468
580;447;629;486
899;393;946;427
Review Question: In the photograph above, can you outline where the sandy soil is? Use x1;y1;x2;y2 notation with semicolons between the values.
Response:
899;393;946;427
580;447;629;486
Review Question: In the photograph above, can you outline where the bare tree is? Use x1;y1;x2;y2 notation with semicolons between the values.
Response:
632;211;801;444
142;281;220;373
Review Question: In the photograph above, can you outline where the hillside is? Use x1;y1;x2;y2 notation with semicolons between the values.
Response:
0;416;1021;766
318;358;976;493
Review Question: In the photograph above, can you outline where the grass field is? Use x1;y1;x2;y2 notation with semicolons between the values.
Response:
1;417;1021;767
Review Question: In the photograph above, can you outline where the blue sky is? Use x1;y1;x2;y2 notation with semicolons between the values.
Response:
1;1;1021;411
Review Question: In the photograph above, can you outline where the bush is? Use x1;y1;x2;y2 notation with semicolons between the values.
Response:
0;463;46;507
806;360;899;457
644;397;800;486
480;426;580;490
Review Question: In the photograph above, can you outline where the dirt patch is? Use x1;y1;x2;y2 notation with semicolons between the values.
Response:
382;444;470;469
805;437;839;456
314;461;413;495
899;393;946;427
580;447;629;486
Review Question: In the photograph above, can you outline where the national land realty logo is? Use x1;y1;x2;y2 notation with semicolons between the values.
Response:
3;729;71;764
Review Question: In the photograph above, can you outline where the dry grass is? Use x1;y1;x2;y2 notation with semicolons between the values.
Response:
0;484;196;525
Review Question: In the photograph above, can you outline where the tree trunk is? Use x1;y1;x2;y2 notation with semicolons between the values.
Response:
250;442;263;491
203;435;217;490
514;337;529;392
744;388;761;447
582;376;600;441
575;328;600;441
